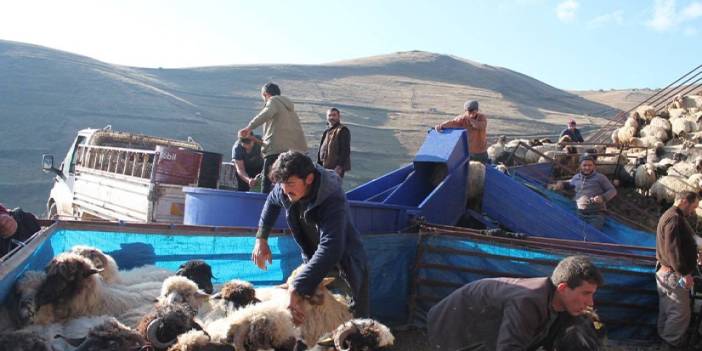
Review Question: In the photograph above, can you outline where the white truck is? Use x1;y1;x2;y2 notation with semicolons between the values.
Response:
41;126;215;223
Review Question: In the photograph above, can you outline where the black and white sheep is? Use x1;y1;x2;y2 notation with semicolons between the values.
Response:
167;330;235;351
33;252;157;325
304;318;395;351
136;303;204;350
177;260;214;295
201;280;261;323
65;318;148;351
553;309;606;351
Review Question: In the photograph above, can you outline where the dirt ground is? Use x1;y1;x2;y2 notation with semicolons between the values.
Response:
390;328;664;350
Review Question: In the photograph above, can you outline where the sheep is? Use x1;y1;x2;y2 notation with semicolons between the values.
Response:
20;315;114;351
307;319;395;351
177;260;215;294
634;163;657;196
167;330;236;351
64;318;148;351
159;276;211;312
649;174;702;205
202;280;261;324
666;158;702;178
0;330;52;351
614;125;636;145
650;116;672;133
487;135;507;162
205;299;301;351
7;270;46;328
553;309;605;351
70;245;173;287
524;144;561;164
635;105;657;122
672;118;697;137
467;161;486;208
596;154;628;177
136;303;204;350
668;108;687;120
639;125;669;143
33;252;158;325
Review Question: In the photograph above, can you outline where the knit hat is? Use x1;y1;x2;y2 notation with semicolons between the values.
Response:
464;100;479;112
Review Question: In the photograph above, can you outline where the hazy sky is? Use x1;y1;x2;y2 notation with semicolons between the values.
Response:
1;0;700;90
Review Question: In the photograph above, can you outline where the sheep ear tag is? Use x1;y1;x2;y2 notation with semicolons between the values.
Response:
321;277;335;287
317;336;334;347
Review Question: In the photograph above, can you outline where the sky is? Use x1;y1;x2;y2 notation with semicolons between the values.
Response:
0;0;700;90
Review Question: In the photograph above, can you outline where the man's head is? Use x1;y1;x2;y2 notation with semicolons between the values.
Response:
464;100;479;115
260;82;281;101
270;151;316;202
568;119;577;130
579;155;597;175
239;136;254;151
326;108;341;127
0;207;17;238
551;256;603;316
675;191;700;216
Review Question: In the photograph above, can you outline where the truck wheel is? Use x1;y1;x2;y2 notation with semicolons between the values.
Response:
48;202;58;220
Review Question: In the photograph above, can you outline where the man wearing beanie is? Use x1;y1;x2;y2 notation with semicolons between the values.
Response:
434;100;489;163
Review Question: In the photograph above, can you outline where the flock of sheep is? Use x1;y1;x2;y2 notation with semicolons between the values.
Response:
0;245;395;351
479;92;702;229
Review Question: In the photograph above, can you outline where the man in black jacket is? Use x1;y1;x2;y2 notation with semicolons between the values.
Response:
317;107;351;178
655;191;700;349
0;204;41;257
428;256;603;351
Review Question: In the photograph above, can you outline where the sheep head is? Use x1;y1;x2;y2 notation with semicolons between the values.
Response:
177;260;214;294
36;253;101;308
213;280;260;309
160;276;210;311
10;270;46;327
553;308;605;351
314;319;395;351
70;245;119;282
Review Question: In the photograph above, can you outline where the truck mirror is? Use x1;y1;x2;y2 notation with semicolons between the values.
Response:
42;154;56;173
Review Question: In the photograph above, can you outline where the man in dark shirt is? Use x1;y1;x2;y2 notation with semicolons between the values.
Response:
560;119;584;143
0;204;41;257
251;151;369;324
655;191;700;349
231;135;264;192
428;255;603;351
318;108;351;178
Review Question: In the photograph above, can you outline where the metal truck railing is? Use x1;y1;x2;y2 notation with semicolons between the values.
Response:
588;64;702;144
76;144;155;180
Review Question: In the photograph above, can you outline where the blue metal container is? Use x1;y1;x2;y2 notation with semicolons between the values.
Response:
183;188;287;229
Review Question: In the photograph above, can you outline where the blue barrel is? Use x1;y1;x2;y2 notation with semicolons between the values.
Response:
183;187;287;229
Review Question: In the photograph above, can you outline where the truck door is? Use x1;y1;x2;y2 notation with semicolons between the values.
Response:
50;135;86;217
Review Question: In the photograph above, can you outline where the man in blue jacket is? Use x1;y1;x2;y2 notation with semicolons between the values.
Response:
250;151;369;324
559;119;584;143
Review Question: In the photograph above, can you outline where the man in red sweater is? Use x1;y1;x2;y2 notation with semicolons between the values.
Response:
435;100;488;163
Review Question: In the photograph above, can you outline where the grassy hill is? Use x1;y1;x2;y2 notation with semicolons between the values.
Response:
0;40;619;215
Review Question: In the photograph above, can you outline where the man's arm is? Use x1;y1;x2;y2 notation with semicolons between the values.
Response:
665;217;697;275
256;188;283;240
436;115;467;131
247;99;279;130
234;160;251;183
599;175;617;201
496;301;543;351
291;196;347;297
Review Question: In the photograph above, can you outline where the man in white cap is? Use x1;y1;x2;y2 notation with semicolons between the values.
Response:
435;100;489;163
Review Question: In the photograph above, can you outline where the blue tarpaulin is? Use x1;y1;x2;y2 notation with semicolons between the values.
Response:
0;224;418;325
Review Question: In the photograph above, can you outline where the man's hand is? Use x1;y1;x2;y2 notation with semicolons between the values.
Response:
434;124;444;133
334;166;344;177
592;195;605;204
238;127;252;138
247;177;258;187
288;289;306;326
0;214;17;239
251;238;272;270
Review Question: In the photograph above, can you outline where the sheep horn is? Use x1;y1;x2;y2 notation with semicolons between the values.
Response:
146;318;177;349
211;292;222;300
334;321;361;351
